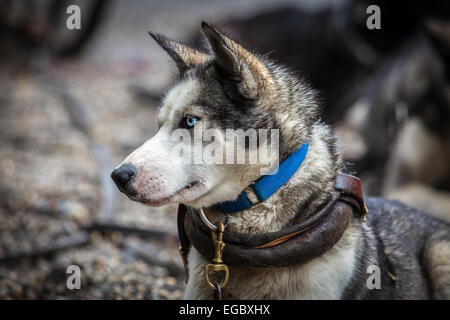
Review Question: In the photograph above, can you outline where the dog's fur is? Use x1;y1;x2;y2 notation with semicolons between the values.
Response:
113;23;450;299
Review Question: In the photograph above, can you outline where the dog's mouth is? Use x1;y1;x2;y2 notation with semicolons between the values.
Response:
136;181;205;206
173;181;201;197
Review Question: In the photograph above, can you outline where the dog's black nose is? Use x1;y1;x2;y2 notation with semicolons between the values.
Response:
111;164;137;191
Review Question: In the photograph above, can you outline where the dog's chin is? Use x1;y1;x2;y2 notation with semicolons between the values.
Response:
131;181;209;207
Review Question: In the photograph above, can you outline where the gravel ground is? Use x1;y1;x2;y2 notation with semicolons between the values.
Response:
0;56;182;300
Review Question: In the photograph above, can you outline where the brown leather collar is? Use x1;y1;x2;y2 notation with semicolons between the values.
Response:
177;173;367;269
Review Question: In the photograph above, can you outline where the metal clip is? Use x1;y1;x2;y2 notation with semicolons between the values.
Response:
204;221;229;291
361;202;369;222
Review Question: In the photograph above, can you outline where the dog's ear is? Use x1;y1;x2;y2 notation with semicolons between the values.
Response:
149;32;209;74
201;21;272;101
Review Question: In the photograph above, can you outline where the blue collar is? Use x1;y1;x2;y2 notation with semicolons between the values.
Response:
217;143;309;214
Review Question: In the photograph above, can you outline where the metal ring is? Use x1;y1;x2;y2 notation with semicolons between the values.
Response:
199;208;218;231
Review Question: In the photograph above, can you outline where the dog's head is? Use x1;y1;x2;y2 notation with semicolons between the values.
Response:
112;22;318;209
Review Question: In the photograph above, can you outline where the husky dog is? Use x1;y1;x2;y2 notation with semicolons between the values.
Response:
112;22;450;299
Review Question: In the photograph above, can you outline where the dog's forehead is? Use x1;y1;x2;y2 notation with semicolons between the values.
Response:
159;77;200;123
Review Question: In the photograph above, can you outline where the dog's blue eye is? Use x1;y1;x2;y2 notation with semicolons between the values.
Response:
181;116;199;128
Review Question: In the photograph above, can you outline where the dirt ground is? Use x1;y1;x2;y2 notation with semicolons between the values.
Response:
0;58;184;299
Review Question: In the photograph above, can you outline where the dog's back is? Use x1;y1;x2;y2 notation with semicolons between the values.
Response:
343;198;450;299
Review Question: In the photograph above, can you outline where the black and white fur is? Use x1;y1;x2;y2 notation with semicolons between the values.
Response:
112;22;450;299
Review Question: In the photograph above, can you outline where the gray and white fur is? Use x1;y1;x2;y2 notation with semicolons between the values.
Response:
112;22;450;299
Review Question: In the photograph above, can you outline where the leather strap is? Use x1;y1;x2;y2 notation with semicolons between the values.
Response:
334;173;365;213
177;173;366;269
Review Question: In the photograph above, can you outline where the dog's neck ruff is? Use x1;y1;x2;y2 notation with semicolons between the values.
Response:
217;143;309;214
178;173;368;270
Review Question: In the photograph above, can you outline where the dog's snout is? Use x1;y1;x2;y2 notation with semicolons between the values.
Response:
111;164;137;192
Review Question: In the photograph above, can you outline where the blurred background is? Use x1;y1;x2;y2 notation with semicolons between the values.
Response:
0;0;449;299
